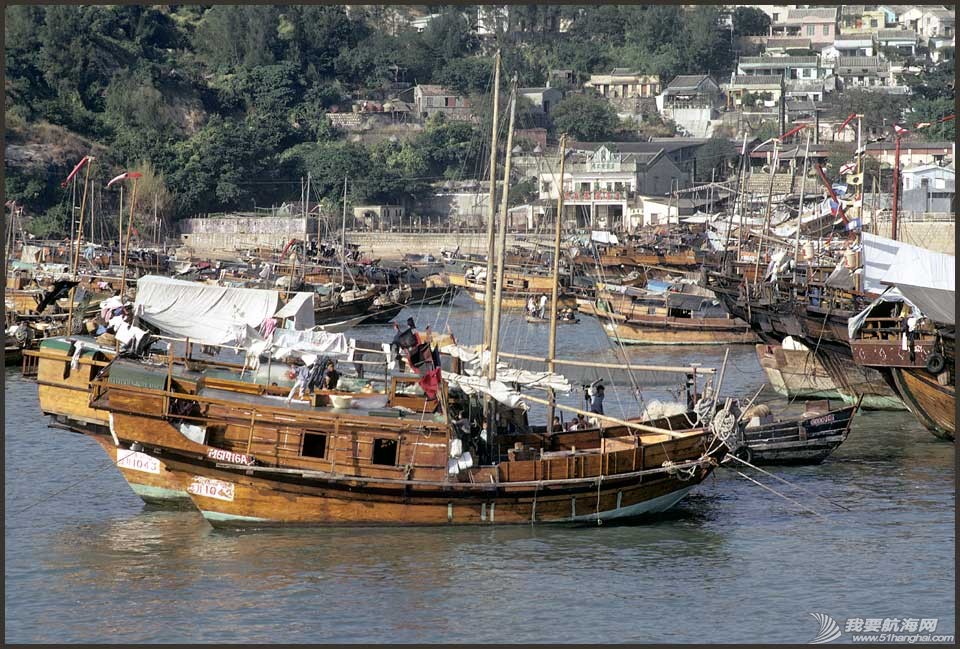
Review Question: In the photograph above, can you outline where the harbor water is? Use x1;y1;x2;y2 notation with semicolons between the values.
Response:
5;297;955;643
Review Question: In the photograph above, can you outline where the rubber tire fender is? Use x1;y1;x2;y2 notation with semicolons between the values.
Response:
925;352;946;375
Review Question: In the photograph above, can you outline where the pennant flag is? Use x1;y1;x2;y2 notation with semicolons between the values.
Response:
914;122;933;130
838;161;856;176
845;173;864;187
61;156;92;188
893;124;909;136
832;183;848;197
106;171;142;188
838;112;858;131
779;123;807;140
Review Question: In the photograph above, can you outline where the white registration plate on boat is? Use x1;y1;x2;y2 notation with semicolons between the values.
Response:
187;477;235;502
116;450;161;475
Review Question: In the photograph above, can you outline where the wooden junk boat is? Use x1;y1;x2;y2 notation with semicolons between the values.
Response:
849;296;955;441
717;398;858;465
592;282;756;345
75;344;724;526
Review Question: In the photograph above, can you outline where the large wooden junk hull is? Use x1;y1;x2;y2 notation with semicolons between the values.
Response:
88;357;721;527
28;339;195;505
889;369;955;441
165;455;709;527
465;289;577;311
735;406;855;465
88;433;193;505
756;343;904;410
604;319;757;346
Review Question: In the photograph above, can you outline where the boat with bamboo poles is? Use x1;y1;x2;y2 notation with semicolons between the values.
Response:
30;61;730;527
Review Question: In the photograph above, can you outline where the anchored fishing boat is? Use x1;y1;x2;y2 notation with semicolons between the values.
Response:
718;399;858;465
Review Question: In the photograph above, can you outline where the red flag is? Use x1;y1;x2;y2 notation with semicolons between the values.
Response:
61;156;92;188
106;171;142;188
779;123;807;141
893;124;909;136
838;113;858;131
418;367;442;400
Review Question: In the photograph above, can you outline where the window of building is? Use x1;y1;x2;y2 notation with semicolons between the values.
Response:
807;25;816;36
823;25;831;35
302;433;327;459
935;178;946;190
372;438;398;466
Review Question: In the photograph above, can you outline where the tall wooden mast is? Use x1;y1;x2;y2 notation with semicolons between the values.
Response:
482;50;502;351
486;78;518;383
545;133;567;432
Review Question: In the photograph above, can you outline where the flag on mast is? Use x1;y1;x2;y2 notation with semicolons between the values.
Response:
106;171;143;188
61;156;93;188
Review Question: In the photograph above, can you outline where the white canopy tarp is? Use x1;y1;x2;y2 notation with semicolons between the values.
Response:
273;291;315;328
135;275;279;346
591;230;620;245
271;328;352;359
882;243;955;326
861;232;903;295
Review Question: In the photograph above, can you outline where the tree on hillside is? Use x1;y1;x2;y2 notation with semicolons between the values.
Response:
193;6;282;71
840;89;910;131
551;94;621;142
436;57;494;96
733;7;771;37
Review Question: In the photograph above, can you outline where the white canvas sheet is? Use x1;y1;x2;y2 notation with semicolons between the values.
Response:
135;275;279;346
271;328;352;358
273;291;316;329
882;244;955;325
861;233;903;295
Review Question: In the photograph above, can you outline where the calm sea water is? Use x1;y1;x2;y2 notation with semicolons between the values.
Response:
5;296;955;643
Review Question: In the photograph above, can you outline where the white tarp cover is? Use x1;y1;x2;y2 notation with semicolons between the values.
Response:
882;243;955;326
861;233;904;295
271;328;352;358
135;275;279;346
591;231;620;245
273;291;315;328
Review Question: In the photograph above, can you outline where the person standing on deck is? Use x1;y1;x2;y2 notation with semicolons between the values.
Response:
538;294;548;319
526;296;537;316
587;379;605;415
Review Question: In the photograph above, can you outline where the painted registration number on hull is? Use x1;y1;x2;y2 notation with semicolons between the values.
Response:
116;450;161;475
187;477;235;502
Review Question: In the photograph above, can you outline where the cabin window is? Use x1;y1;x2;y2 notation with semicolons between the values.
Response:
302;433;327;459
372;438;398;465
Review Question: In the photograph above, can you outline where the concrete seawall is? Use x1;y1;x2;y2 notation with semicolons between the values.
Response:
344;232;554;260
871;221;955;256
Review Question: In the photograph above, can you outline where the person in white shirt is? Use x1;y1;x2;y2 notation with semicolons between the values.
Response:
538;294;548;319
